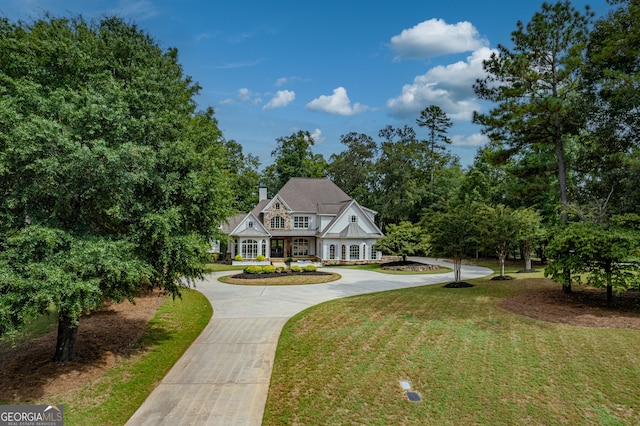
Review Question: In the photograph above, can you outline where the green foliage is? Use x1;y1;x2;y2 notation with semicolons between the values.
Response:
243;265;263;274
256;254;266;261
303;265;317;272
474;1;593;221
263;265;276;273
290;265;302;272
545;220;640;304
234;254;244;261
374;221;430;261
0;15;233;359
262;130;327;194
327;132;378;206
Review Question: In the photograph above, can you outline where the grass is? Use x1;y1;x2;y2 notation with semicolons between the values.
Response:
204;262;243;273
51;289;212;426
263;267;640;425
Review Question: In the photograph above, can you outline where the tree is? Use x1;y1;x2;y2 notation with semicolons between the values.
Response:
474;204;523;278
576;0;640;216
263;130;327;195
473;1;593;224
0;16;233;360
545;218;640;307
416;105;453;194
223;139;261;213
516;208;545;272
372;125;423;227
423;203;477;283
374;221;430;262
327;132;378;206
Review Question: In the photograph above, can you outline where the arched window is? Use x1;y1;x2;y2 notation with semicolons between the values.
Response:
261;240;267;257
270;216;285;229
247;221;254;229
329;244;336;260
349;245;360;260
293;238;309;256
341;245;346;260
241;239;258;259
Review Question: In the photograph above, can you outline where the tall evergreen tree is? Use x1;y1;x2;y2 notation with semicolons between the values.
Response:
473;1;593;225
416;105;453;194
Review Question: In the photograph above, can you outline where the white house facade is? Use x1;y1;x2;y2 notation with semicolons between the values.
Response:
221;178;384;263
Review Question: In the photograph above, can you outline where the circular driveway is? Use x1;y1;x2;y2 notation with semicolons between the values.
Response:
126;258;492;426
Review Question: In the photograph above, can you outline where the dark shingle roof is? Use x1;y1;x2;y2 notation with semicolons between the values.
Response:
277;178;352;213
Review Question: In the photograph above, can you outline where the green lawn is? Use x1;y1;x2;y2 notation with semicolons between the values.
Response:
54;289;212;426
264;272;640;425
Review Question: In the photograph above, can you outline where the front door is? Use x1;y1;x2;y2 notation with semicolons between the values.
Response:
271;239;285;258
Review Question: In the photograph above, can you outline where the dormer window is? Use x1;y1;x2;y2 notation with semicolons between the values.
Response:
350;215;357;223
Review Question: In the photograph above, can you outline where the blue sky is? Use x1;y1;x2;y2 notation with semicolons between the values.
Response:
3;0;612;167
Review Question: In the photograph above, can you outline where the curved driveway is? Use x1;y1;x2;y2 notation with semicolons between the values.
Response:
126;258;492;426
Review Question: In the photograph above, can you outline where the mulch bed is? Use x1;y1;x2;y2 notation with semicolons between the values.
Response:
232;271;332;280
381;260;441;272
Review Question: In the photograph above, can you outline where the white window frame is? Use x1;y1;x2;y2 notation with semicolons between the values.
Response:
349;244;360;260
293;216;309;229
241;239;258;259
329;244;336;260
293;238;309;256
350;215;357;223
270;216;285;229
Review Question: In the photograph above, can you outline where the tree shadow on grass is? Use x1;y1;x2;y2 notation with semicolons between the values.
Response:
0;294;169;403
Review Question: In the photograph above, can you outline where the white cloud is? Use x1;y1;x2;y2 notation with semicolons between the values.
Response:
390;18;488;60
387;47;496;121
305;87;368;116
263;90;296;110
310;128;325;144
451;133;488;147
113;0;161;21
275;77;289;87
222;88;262;105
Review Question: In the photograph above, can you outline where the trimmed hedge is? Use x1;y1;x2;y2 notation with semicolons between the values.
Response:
303;265;317;272
262;265;276;273
244;265;263;274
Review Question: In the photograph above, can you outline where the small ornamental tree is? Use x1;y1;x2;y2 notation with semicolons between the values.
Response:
374;221;430;263
545;218;640;306
423;204;477;283
474;204;522;278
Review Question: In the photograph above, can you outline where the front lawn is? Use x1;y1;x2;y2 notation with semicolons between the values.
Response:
264;275;640;425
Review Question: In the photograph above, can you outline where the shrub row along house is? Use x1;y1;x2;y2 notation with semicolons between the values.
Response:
221;178;384;264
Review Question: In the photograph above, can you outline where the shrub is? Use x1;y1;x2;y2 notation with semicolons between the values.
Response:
244;265;263;274
256;254;266;261
285;257;293;264
303;264;317;272
290;265;302;272
262;265;276;274
234;254;243;261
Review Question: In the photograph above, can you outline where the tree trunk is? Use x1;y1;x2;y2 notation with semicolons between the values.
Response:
498;252;506;276
453;257;462;282
606;284;613;308
53;312;78;362
523;246;532;270
556;138;569;223
562;269;572;294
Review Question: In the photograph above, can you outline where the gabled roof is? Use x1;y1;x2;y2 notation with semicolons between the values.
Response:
321;199;384;238
222;212;270;237
277;178;352;213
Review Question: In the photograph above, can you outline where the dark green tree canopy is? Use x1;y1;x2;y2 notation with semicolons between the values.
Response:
0;15;233;360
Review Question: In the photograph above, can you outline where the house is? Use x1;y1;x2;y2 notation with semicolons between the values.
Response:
221;178;384;264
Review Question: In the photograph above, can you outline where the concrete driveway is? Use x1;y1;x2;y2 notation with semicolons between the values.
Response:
126;258;492;426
